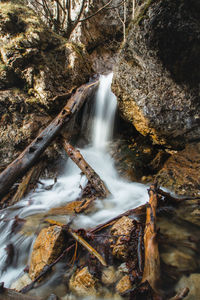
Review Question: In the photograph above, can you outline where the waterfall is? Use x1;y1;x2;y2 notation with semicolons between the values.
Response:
91;73;117;149
0;73;148;291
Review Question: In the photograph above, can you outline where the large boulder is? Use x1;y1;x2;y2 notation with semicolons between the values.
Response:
0;1;92;167
112;0;200;148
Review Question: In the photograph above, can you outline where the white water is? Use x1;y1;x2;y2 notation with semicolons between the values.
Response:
0;73;148;291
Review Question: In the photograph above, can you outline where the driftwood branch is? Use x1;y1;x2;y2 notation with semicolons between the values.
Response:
68;228;107;266
142;184;160;293
63;141;110;198
0;79;99;200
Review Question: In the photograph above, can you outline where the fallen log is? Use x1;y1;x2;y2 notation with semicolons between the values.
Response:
0;79;99;200
63;141;110;198
142;184;160;293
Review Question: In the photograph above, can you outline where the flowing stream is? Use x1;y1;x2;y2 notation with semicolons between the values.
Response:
0;73;149;294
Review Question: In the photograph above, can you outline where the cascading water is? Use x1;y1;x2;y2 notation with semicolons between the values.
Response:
0;73;148;295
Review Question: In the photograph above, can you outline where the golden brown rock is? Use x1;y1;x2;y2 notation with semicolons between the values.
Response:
116;275;132;294
69;267;96;297
29;225;65;280
110;216;133;259
156;142;200;197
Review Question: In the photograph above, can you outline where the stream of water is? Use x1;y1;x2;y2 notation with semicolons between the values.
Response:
0;73;149;294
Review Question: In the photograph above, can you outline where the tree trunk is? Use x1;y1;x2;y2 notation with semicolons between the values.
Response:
63;140;110;198
0;79;99;200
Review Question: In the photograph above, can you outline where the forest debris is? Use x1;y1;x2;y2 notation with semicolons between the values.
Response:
69;267;97;297
116;275;132;294
63;141;110;198
47;197;95;216
0;79;99;201
110;216;134;260
11;161;45;205
142;184;160;292
170;287;189;300
68;228;107;267
29;225;65;280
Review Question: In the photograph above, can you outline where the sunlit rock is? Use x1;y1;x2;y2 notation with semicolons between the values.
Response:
110;216;133;260
29;225;65;280
69;267;97;297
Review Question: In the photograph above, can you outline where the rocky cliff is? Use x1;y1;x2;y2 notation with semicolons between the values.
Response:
0;0;92;168
112;0;200;148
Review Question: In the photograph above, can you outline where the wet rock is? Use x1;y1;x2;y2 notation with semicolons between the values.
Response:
156;143;200;197
175;273;200;300
110;216;133;260
10;273;32;291
112;0;200;148
102;266;118;286
116;275;131;294
69;267;97;297
29;225;65;280
161;249;197;272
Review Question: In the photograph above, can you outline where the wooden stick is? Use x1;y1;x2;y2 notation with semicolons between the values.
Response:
63;141;110;198
142;184;160;292
0;79;99;200
68;229;107;267
169;287;189;300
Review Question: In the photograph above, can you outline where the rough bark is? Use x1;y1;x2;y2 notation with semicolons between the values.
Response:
0;79;99;200
63;140;110;198
142;184;160;292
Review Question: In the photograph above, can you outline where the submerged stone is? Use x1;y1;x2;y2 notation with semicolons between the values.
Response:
69;267;97;297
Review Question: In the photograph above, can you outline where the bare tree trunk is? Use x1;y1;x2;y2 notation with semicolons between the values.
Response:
0;79;99;200
63;141;110;198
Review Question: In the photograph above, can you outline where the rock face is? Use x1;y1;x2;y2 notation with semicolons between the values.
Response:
156;142;200;196
112;0;200;148
0;1;92;167
29;225;65;280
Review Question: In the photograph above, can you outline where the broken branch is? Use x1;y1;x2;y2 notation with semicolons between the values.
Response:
142;184;160;293
63;141;110;198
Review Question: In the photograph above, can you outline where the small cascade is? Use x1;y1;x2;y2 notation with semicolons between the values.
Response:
0;73;148;292
91;73;117;149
